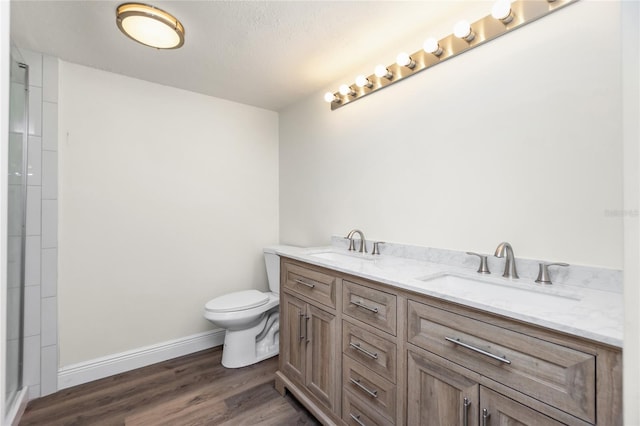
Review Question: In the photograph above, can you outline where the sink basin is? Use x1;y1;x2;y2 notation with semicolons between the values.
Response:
417;273;581;308
310;251;376;262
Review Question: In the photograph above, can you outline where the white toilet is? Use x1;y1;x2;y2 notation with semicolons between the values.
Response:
204;246;282;368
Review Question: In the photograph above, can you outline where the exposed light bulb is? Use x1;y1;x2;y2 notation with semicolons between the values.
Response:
423;37;443;56
454;20;475;42
324;92;337;103
396;52;416;69
374;64;392;79
492;0;514;23
339;84;354;96
355;75;372;88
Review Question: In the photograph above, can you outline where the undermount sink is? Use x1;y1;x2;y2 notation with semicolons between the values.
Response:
417;273;582;307
310;251;376;262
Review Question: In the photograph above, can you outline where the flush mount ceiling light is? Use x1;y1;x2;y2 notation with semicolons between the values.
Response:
116;3;185;49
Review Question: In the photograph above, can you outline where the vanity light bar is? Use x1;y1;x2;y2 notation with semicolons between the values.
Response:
325;0;578;111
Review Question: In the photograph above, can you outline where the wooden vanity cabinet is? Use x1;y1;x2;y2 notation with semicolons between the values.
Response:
407;300;596;423
343;280;397;336
405;297;621;426
276;260;342;424
480;387;568;426
280;293;337;411
341;279;399;426
275;258;622;426
406;344;588;426
407;347;480;426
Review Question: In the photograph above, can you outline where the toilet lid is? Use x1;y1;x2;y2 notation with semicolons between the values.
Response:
205;290;270;313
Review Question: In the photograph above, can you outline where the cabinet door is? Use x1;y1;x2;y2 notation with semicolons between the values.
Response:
407;349;480;426
281;294;306;386
480;387;565;426
305;303;337;411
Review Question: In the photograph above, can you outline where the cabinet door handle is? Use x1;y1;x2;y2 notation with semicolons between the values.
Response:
305;315;310;343
294;278;315;288
298;313;305;341
349;378;378;398
349;342;378;360
482;408;490;426
463;397;471;426
351;300;379;313
445;337;511;365
349;413;366;426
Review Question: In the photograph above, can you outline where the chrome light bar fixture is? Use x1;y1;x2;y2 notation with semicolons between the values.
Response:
325;0;578;111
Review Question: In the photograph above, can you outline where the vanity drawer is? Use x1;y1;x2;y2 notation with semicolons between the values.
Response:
283;261;336;309
343;321;396;383
343;356;396;422
407;300;596;424
343;390;395;426
343;281;396;335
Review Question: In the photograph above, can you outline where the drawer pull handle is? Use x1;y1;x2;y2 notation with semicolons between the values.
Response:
482;408;490;426
349;413;366;426
463;397;471;426
351;300;379;313
294;278;315;288
445;337;511;365
349;378;378;398
350;342;379;360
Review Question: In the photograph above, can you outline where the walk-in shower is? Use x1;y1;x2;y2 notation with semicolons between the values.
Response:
5;45;28;414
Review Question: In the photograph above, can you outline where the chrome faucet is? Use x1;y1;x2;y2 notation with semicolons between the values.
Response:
494;242;519;279
345;229;367;253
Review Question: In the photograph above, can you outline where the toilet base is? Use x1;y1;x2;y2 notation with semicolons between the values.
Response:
221;310;279;368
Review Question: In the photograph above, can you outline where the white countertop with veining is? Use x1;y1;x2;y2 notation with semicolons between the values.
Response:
274;244;623;348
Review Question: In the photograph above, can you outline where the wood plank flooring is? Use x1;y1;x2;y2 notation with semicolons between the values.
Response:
20;347;320;426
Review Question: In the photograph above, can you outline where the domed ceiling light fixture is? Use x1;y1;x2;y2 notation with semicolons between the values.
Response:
116;3;185;49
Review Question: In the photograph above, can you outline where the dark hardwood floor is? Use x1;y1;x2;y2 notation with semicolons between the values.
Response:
20;347;320;426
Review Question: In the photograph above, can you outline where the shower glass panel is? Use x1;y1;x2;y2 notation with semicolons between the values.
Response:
5;47;28;412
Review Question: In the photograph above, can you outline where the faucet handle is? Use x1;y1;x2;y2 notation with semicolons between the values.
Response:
535;262;569;285
344;231;356;251
466;252;491;274
372;241;385;255
344;236;356;251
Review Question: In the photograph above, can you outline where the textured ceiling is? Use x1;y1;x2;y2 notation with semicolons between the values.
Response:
10;1;492;111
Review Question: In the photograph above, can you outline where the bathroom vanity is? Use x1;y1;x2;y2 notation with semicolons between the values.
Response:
274;244;623;426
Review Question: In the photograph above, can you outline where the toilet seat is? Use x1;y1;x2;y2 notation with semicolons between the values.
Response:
205;289;269;313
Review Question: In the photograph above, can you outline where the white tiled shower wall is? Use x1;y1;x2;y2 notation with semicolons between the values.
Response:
17;48;58;399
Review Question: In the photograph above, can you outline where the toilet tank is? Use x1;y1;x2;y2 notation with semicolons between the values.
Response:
263;247;281;294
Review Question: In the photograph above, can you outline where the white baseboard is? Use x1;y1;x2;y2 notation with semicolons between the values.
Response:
58;329;225;390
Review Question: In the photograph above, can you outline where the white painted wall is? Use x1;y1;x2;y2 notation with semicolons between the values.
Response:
280;0;623;270
58;62;279;366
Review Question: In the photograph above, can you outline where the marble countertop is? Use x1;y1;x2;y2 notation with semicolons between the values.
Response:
274;245;623;348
